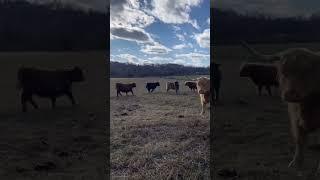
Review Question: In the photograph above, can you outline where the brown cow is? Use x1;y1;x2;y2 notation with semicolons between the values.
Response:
196;77;210;115
166;81;179;94
242;41;320;173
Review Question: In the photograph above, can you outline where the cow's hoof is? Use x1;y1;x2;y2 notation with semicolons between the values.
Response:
288;159;302;169
288;160;296;168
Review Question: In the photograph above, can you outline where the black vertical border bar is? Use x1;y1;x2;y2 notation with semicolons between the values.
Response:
210;0;214;179
106;0;111;179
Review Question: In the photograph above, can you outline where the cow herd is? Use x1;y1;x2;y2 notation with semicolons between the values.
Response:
115;77;212;115
15;41;320;174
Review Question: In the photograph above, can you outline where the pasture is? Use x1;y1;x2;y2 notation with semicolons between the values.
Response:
0;52;106;179
213;43;320;180
110;76;210;179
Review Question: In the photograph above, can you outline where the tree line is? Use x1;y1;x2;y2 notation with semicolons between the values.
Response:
110;61;210;78
213;8;320;45
0;0;107;51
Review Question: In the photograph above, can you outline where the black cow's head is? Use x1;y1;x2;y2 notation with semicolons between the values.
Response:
155;82;160;86
70;66;85;82
239;63;251;77
131;83;136;88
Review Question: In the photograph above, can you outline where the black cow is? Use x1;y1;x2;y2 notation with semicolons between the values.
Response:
116;83;136;97
185;81;197;91
240;62;279;96
17;66;85;112
146;82;160;93
213;62;222;100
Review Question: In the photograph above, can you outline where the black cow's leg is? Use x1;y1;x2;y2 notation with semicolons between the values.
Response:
29;97;38;109
117;91;122;97
66;91;76;105
21;91;28;112
131;90;134;96
266;86;272;96
151;88;154;93
258;85;262;96
215;88;220;101
51;97;56;108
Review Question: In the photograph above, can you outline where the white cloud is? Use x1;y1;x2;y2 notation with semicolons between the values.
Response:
172;43;193;50
176;34;185;41
190;19;200;30
172;58;206;67
173;59;189;65
175;52;210;66
150;0;202;29
115;53;145;64
176;52;209;61
110;27;153;43
141;42;172;55
194;29;210;48
110;0;155;44
207;18;210;25
111;1;155;29
172;44;187;50
148;56;174;64
172;25;181;32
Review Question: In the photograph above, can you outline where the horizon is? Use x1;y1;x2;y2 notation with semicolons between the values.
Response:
110;0;210;67
111;60;210;68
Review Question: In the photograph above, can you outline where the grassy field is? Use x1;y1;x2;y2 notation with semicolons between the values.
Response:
110;76;210;179
0;52;107;179
213;43;320;180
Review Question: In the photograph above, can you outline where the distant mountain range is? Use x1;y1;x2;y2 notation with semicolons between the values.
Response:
110;61;210;78
213;8;320;44
0;0;107;51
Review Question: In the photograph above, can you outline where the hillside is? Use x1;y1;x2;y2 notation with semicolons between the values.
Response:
213;8;320;44
110;61;210;78
0;0;107;51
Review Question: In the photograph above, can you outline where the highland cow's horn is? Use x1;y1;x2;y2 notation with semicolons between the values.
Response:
240;41;280;63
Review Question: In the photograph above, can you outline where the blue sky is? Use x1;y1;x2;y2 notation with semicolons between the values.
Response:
110;0;210;67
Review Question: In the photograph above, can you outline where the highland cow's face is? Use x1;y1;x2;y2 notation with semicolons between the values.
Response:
278;58;316;102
